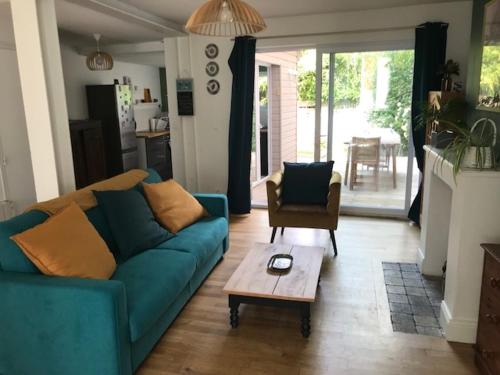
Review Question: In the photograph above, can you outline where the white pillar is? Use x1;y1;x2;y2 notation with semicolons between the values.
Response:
164;36;198;191
10;0;75;201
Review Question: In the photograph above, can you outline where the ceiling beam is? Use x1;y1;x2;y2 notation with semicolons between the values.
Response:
63;0;186;36
76;40;164;55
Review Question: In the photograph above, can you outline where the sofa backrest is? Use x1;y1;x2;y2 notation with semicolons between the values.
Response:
0;168;163;273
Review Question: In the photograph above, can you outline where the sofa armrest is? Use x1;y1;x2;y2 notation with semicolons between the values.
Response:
0;272;131;375
194;194;228;219
266;171;283;213
326;171;342;227
194;194;229;252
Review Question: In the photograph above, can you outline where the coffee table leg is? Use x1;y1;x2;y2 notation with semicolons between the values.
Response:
229;295;240;328
300;303;311;338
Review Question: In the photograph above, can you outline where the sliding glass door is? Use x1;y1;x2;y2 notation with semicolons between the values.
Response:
315;46;419;216
251;63;271;206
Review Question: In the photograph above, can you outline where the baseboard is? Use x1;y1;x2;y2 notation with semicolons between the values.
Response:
440;300;478;344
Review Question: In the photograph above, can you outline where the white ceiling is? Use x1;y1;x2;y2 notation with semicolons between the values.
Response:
55;1;166;44
2;0;466;57
121;0;462;24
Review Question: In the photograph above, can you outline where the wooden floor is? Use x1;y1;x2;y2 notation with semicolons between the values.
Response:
137;210;477;375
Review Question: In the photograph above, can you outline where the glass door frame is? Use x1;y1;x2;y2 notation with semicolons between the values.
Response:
251;61;273;209
314;41;417;218
252;61;273;188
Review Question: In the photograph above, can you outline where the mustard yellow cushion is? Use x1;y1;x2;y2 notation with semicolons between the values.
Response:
11;202;116;279
143;180;207;234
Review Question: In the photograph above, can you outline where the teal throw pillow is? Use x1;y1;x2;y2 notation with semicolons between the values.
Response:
93;189;173;261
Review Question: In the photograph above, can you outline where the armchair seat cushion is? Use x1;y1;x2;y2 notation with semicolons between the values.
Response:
279;204;327;214
111;249;196;342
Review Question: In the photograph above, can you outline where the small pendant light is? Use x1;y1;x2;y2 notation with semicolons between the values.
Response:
86;34;113;71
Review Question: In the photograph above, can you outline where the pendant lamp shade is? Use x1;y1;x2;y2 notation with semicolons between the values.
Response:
185;0;266;37
86;34;113;71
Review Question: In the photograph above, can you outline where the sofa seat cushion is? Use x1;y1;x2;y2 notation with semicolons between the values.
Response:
156;217;228;267
112;249;196;342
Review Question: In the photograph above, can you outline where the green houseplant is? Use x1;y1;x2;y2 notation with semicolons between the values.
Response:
416;98;497;176
441;117;497;176
437;59;460;91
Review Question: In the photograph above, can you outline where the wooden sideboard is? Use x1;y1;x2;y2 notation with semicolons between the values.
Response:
69;120;107;189
475;244;500;375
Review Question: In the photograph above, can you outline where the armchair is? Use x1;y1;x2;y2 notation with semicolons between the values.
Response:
266;170;341;255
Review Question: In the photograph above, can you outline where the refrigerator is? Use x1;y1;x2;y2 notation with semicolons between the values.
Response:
86;84;138;177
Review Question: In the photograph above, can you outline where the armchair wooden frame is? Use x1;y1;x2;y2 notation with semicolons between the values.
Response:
266;171;342;256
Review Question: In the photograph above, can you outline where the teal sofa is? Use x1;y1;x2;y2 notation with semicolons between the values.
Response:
0;170;229;375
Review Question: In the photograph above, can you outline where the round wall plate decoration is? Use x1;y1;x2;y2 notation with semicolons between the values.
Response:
205;43;219;59
206;61;219;77
207;79;220;95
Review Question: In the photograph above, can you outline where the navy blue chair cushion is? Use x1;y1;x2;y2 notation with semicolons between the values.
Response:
281;161;334;205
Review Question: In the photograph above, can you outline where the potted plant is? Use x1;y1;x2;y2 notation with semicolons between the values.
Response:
441;117;497;176
416;95;467;148
437;59;460;92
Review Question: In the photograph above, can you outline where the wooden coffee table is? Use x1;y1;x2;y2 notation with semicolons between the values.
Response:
223;243;324;337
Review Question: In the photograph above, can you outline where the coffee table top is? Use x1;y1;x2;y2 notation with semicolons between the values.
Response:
223;243;324;302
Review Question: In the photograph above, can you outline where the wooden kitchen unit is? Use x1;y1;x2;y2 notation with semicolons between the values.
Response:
136;131;173;181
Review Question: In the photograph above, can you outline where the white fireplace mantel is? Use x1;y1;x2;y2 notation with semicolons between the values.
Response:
418;146;500;343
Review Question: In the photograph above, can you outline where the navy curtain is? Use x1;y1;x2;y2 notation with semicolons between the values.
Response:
408;22;448;225
227;36;256;214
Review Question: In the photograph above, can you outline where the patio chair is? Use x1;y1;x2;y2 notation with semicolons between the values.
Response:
349;136;381;191
266;169;341;256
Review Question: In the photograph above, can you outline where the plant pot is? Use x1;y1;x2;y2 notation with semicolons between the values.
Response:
431;131;455;149
461;147;493;169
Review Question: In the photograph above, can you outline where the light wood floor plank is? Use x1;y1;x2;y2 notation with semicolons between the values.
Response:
137;209;477;375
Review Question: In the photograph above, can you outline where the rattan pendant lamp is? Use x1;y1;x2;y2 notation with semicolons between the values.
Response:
86;33;113;71
185;0;266;37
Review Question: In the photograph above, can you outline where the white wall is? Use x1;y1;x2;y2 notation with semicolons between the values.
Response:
166;1;473;195
164;35;233;193
259;1;473;84
0;8;37;213
60;45;162;119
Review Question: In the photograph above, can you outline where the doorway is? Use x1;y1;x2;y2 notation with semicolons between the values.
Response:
315;47;419;216
251;63;271;206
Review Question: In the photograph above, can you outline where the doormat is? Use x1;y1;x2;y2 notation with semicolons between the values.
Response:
382;262;444;337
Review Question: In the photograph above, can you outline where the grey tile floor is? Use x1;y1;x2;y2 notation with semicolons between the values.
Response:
382;262;444;337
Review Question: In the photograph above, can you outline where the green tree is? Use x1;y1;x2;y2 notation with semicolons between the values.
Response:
334;54;362;108
480;46;500;98
297;54;362;107
369;50;414;153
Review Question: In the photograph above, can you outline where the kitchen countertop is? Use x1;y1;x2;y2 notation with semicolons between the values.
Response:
136;130;170;139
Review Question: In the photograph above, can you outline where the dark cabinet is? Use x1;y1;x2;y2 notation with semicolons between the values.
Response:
475;244;500;375
137;133;173;181
69;120;107;189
